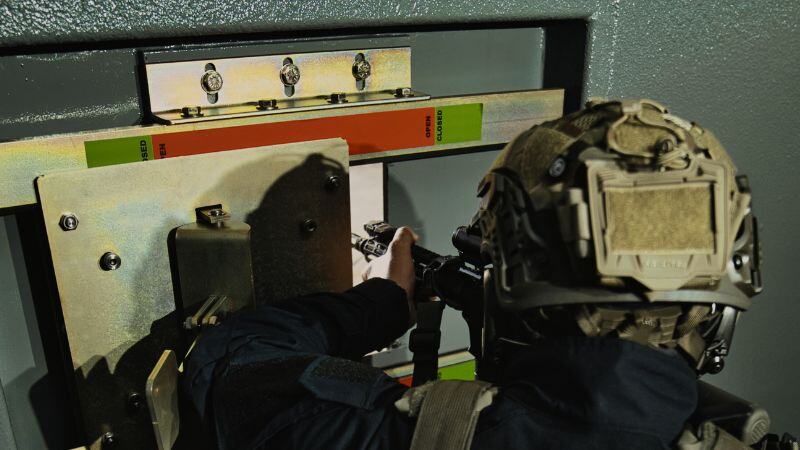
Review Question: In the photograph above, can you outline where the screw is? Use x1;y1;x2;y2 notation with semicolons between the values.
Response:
180;106;202;118
352;59;372;81
326;175;341;190
301;219;318;233
257;99;278;110
101;432;117;448
395;87;414;98
733;254;744;270
201;69;224;94
59;213;79;231
280;62;301;86
127;392;144;412
100;252;122;271
329;92;348;104
548;157;567;178
656;139;674;154
209;209;224;217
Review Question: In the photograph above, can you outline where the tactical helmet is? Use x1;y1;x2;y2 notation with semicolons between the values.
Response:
473;99;762;374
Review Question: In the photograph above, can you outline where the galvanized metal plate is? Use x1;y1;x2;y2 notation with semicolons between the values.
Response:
0;89;564;209
36;138;351;449
159;89;431;124
146;47;413;116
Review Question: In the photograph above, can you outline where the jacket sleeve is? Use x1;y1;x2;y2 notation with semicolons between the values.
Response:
183;277;410;431
273;277;410;360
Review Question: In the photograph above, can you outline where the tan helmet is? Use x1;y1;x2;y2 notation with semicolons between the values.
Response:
474;99;762;373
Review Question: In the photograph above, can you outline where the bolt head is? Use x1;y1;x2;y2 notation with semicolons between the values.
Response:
548;157;567;178
301;219;318;233
395;87;414;98
352;59;372;81
280;63;301;86
59;213;79;231
326;175;341;190
101;432;117;448
100;252;122;271
329;92;348;104
257;99;278;110
127;392;144;412
201;69;224;93
656;139;674;154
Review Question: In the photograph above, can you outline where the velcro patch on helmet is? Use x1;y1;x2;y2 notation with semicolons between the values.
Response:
605;184;714;254
587;156;730;291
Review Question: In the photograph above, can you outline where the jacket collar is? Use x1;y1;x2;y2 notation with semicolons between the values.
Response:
500;336;697;444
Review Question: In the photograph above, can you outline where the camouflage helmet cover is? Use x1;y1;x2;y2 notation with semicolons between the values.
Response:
476;99;762;313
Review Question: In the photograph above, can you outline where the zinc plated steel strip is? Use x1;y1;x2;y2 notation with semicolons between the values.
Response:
146;47;411;114
0;89;564;209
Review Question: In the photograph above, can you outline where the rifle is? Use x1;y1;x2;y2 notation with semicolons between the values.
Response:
351;220;484;311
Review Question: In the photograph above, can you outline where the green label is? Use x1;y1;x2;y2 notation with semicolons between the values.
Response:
438;359;476;381
434;103;483;145
85;136;154;168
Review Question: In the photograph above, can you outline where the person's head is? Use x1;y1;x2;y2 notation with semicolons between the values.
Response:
471;99;762;377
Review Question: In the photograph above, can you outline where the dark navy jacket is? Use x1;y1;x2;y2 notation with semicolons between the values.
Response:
184;278;698;450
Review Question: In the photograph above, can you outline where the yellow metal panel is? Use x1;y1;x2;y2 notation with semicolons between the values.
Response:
36;138;351;448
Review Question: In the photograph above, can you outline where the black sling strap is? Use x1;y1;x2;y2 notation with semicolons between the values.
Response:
408;300;445;386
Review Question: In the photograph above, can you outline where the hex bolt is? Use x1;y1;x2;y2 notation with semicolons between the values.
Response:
326;175;341;190
181;106;203;118
395;87;414;98
257;99;278;110
328;92;348;104
301;219;318;234
201;69;224;94
101;432;117;448
352;59;372;81
280;62;301;86
208;208;224;217
127;392;144;412
59;213;79;231
100;252;122;271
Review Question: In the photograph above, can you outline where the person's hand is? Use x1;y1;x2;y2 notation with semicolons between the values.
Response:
361;227;419;326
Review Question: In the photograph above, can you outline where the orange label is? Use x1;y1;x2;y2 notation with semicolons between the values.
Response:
152;108;434;159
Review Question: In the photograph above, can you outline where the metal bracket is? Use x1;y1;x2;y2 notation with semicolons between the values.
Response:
175;205;256;329
145;47;430;123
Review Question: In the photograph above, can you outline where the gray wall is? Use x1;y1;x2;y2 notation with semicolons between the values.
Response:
0;217;55;449
0;0;798;441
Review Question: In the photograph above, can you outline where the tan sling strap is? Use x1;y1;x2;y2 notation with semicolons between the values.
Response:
676;421;753;450
395;380;497;450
